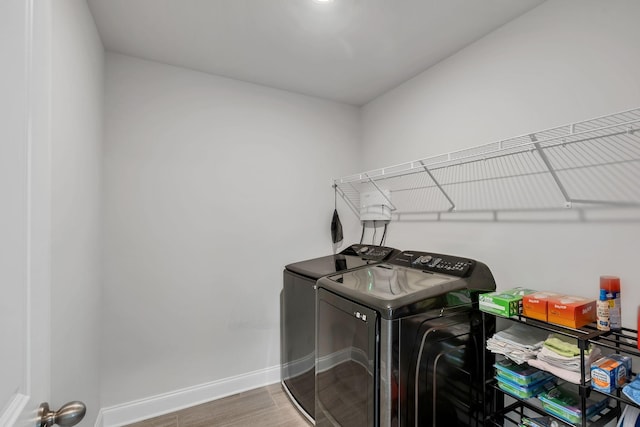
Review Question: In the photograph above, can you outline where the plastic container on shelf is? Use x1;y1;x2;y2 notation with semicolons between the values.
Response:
496;375;556;399
494;359;554;386
538;385;609;425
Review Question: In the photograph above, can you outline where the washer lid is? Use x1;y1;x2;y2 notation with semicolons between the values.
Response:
335;264;458;300
285;254;376;280
285;244;399;280
318;264;469;319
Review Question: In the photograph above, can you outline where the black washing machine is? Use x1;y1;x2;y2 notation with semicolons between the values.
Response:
315;250;496;427
281;244;400;422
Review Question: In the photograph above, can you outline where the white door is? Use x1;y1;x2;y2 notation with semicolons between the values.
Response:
0;0;54;425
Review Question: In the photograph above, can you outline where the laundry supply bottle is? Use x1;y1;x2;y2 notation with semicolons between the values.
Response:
596;289;610;331
600;276;621;331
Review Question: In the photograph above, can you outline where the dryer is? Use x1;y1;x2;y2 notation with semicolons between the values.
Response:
315;250;496;427
281;244;400;422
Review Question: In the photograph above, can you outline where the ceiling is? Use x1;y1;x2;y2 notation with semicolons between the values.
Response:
87;0;545;106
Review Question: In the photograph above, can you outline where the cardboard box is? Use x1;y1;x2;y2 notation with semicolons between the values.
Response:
479;287;536;317
547;295;596;328
522;292;564;322
591;355;632;393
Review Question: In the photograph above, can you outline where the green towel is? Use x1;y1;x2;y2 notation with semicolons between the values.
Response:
543;334;591;357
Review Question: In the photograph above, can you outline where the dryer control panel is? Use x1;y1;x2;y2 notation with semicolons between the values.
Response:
341;244;397;261
389;250;476;277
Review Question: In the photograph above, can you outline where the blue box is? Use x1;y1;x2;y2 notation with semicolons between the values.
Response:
591;354;632;393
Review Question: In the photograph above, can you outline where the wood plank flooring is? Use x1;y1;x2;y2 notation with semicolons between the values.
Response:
124;383;311;427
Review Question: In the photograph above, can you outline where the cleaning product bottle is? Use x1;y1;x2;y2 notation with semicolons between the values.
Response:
596;289;610;331
600;276;621;331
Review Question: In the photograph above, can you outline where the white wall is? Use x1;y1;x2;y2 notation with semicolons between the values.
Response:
101;53;361;408
0;0;30;418
361;0;640;327
51;0;104;424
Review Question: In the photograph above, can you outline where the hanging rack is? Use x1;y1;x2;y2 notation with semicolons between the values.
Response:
334;107;640;219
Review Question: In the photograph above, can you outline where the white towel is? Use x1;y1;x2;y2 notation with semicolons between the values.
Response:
537;346;601;372
527;358;589;384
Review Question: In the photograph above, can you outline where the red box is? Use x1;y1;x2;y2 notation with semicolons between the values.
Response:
547;295;596;328
522;292;563;322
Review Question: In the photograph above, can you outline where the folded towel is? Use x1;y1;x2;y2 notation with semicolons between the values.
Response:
528;358;588;384
543;334;592;358
537;346;601;372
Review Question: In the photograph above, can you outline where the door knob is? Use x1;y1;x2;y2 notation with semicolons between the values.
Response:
37;401;86;427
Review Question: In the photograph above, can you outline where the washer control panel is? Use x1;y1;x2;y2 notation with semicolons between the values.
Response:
389;250;475;277
342;244;397;261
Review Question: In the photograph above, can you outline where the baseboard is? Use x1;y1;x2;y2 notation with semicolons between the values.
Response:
0;393;29;427
97;365;281;427
93;410;104;427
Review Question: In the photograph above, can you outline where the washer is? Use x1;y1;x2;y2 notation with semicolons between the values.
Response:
281;244;400;422
315;250;496;427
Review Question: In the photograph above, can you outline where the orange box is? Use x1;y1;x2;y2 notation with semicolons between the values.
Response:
522;292;563;321
547;295;596;328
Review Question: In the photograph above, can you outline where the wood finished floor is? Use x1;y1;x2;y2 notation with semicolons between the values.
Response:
124;383;311;427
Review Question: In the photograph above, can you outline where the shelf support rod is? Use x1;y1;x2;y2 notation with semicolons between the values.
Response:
530;134;572;208
418;161;456;212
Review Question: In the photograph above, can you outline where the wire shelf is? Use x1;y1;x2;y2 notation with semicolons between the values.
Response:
335;107;640;219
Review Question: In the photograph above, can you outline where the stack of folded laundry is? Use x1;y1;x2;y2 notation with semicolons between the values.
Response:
527;334;601;384
486;323;548;364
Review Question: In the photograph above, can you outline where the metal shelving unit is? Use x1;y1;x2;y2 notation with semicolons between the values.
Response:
335;107;640;220
481;313;639;427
